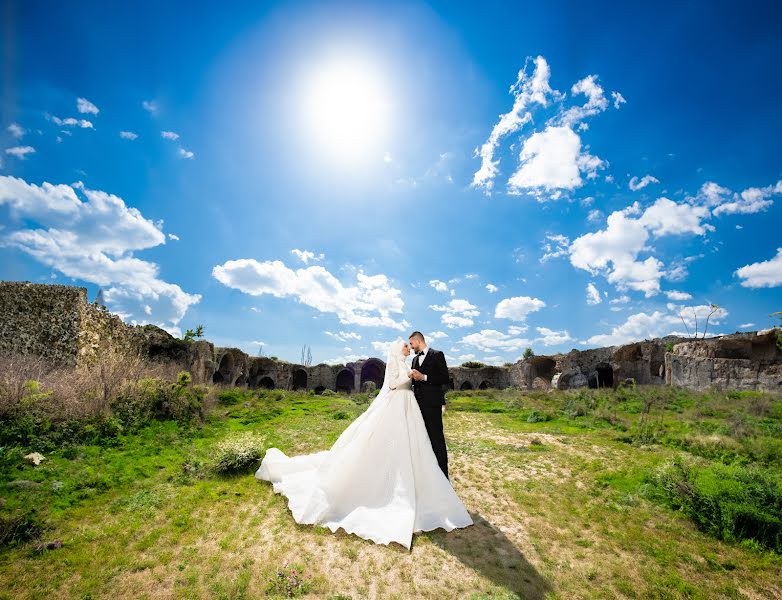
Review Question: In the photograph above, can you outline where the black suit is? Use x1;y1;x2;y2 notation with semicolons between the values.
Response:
412;347;450;479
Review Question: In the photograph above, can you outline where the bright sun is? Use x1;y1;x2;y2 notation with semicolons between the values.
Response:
300;56;392;163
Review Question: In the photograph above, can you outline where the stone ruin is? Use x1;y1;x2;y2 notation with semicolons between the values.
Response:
1;281;780;393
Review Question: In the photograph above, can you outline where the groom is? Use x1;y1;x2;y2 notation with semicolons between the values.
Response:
408;331;450;480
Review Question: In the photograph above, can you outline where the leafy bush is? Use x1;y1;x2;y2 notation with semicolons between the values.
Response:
0;510;45;548
217;388;245;405
646;456;782;553
461;361;487;369
212;432;266;474
526;410;552;423
266;562;310;597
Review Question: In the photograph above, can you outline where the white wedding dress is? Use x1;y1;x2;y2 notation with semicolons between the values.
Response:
255;338;473;549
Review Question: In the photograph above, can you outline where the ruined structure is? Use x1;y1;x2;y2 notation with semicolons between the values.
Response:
1;281;780;393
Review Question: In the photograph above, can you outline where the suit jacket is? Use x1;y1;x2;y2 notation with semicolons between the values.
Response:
412;347;449;406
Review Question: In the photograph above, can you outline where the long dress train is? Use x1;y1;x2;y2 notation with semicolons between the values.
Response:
255;340;473;549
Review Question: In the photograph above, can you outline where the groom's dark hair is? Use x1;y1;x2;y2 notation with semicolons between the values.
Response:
409;331;425;342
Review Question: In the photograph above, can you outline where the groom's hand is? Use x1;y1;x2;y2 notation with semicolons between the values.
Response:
410;369;424;381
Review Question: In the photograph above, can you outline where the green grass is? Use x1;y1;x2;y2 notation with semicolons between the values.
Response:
0;384;781;598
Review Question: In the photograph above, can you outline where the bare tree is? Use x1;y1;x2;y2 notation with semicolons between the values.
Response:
300;344;312;366
679;303;721;339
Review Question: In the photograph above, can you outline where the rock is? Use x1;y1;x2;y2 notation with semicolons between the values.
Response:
24;452;45;466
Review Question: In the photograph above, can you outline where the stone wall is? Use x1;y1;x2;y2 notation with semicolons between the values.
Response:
2;281;780;393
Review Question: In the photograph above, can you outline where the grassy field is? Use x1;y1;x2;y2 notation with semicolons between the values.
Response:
1;383;781;599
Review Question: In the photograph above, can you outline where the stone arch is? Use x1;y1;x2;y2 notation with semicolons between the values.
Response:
336;369;354;393
479;380;491;390
593;362;614;388
360;359;385;390
212;353;234;384
292;369;307;391
235;373;246;386
529;356;557;385
460;381;474;390
259;376;275;390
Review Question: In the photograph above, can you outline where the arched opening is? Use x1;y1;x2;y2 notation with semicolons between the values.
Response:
259;377;275;390
336;369;354;393
479;380;491;390
212;353;234;384
314;386;326;395
360;360;385;390
292;369;307;390
235;373;246;386
449;378;455;390
460;381;473;390
595;363;614;388
529;357;557;385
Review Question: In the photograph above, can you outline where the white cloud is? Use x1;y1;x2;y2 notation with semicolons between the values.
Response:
558;75;609;128
161;131;180;141
427;331;449;339
212;259;409;330
665;290;692;301
326;331;362;342
429;279;449;293
167;233;179;241
291;249;324;264
584;304;728;346
611;91;626;109
7;123;25;138
586;282;601;305
142;100;159;115
430;298;480;328
178;148;194;159
738;323;755;329
689;180;781;216
629;175;659;191
495;296;546;321
609;295;630;304
120;131;138;140
734;248;782;288
485;283;498;293
507;125;605;199
472;55;560;191
568;196;715;297
76;97;99;115
0;175;200;336
459;329;530;352
5;146;35;159
535;326;573;346
587;209;603;223
539;233;570;263
51;116;93;128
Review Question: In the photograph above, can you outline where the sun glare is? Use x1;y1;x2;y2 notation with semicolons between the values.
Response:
300;55;392;163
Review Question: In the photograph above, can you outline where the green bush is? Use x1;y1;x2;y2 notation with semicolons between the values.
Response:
217;388;245;405
320;389;337;397
0;510;45;548
212;432;267;474
646;456;782;553
526;410;552;423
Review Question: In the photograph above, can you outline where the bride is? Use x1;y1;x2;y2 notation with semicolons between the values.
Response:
255;337;474;549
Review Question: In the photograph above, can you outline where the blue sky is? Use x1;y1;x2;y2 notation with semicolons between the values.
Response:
1;0;781;366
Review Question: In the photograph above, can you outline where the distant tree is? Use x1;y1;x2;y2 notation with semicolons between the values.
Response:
257;344;264;357
523;347;534;360
300;344;312;366
679;303;721;339
183;324;204;341
461;361;487;369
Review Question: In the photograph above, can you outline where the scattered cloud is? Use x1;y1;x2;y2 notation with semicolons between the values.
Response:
485;283;498;293
76;97;99;115
495;296;546;321
586;282;601;305
7;123;25;138
430;298;480;328
734;247;782;288
5;146;36;159
120;131;138;140
291;249;324;264
212;259;409;330
629;175;659;191
0;175;200;336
